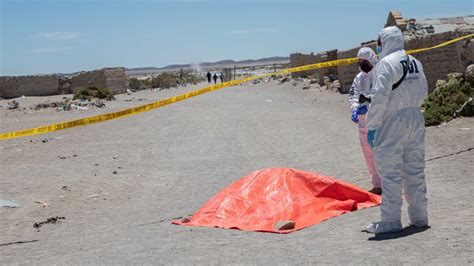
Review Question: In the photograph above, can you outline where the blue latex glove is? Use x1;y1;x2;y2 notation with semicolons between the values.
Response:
356;105;368;115
351;109;359;123
368;129;376;148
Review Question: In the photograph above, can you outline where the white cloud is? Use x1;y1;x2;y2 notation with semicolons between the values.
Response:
229;28;278;35
39;32;79;41
33;47;73;53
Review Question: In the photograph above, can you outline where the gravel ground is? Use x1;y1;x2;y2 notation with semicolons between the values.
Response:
1;80;473;264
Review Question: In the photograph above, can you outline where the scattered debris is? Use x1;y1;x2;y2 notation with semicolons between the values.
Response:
302;86;311;90
0;240;39;247
0;199;21;208
30;98;106;111
33;216;65;228
113;156;118;159
126;89;133;95
33;200;50;208
459;128;470;131
265;99;272;103
58;156;67;159
86;194;101;199
280;77;291;83
61;186;71;191
7;100;19;110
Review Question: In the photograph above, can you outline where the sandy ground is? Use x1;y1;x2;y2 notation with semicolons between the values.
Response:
1;80;473;264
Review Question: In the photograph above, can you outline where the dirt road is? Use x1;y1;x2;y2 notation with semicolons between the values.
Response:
1;80;473;264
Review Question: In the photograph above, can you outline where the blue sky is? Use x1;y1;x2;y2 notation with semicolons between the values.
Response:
0;0;472;76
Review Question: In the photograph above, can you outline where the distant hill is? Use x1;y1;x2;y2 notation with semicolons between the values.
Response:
125;56;290;75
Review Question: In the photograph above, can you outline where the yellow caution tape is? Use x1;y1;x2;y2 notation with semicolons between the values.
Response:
1;34;472;140
407;33;474;54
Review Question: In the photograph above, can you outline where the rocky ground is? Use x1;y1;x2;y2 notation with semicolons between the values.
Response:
1;80;473;264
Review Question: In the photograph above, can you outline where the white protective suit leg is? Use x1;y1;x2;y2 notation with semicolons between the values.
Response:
374;108;428;224
357;115;381;188
402;111;429;226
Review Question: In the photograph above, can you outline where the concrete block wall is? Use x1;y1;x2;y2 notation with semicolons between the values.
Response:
70;68;126;94
17;75;59;97
0;76;18;98
292;30;473;93
70;69;108;93
104;68;127;94
406;30;473;90
0;75;58;98
290;53;323;78
337;47;360;91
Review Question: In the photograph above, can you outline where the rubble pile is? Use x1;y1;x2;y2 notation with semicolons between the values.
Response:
30;98;106;111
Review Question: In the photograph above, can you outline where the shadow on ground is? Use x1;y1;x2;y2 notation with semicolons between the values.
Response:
366;226;431;241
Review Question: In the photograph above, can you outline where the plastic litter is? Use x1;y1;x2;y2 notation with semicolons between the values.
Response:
0;199;21;208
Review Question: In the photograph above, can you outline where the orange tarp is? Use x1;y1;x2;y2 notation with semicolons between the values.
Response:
173;168;381;233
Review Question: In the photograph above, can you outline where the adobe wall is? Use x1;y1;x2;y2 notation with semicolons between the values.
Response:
405;30;474;90
292;30;473;93
336;47;360;91
0;75;58;99
70;69;108;93
104;68;127;94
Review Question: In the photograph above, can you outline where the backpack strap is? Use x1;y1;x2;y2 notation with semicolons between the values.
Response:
392;56;409;90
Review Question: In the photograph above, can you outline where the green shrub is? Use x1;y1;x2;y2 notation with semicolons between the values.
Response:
422;73;474;126
151;72;177;89
74;86;115;101
128;77;151;91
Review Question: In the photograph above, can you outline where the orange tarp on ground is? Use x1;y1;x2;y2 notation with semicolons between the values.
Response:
173;168;381;233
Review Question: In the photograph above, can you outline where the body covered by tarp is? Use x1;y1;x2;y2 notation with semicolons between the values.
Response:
173;168;381;233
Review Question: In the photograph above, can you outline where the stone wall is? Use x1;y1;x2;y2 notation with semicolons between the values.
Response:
104;68;127;94
291;30;473;93
290;51;338;79
70;69;107;94
70;67;126;94
336;47;360;91
405;30;474;90
0;75;58;99
1;67;126;99
0;77;18;98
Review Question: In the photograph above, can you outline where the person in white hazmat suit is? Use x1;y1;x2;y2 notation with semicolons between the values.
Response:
348;47;382;195
365;26;429;234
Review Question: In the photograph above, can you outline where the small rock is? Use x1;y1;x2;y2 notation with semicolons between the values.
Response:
113;171;118;174
274;220;295;231
113;156;118;159
7;100;19;110
302;86;311;90
58;156;67;159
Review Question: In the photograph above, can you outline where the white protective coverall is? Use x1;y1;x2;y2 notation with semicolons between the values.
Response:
348;47;381;189
366;26;429;233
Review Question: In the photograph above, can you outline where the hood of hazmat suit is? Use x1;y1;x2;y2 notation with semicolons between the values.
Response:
378;26;405;59
357;47;378;65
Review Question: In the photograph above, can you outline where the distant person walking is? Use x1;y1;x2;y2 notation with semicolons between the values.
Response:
206;71;212;83
213;73;218;84
220;72;225;83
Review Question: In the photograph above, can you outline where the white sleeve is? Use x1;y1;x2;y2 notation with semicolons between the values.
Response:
418;60;428;99
366;60;398;130
348;73;361;111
